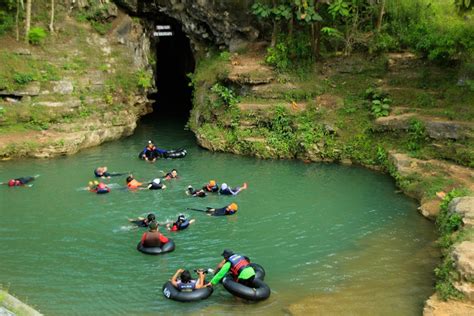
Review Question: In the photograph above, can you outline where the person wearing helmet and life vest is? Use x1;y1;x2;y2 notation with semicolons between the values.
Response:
166;215;195;231
206;203;238;216
171;269;206;291
147;178;166;190
139;140;167;162
219;182;248;196
202;180;219;193
89;182;110;194
140;221;169;248
2;175;38;187
126;175;144;189
163;169;178;180
186;185;207;197
129;213;156;227
206;249;256;287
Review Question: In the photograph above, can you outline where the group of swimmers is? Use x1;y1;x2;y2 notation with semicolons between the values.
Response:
2;139;260;301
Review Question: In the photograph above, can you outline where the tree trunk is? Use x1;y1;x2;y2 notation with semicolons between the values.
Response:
270;0;277;47
49;0;55;33
24;0;31;43
271;20;278;48
15;0;20;41
376;0;385;32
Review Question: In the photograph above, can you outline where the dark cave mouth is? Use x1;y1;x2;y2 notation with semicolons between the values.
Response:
151;16;196;118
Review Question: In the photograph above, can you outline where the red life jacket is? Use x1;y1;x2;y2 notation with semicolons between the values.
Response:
228;254;250;278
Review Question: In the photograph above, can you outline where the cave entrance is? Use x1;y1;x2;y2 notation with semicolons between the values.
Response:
153;16;195;118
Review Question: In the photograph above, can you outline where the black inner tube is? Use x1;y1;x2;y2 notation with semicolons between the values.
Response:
221;263;271;301
136;239;175;255
162;281;213;302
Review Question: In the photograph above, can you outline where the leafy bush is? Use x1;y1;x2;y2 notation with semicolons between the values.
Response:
364;87;391;118
210;83;239;107
136;69;152;90
13;72;34;85
265;33;314;72
28;27;47;45
0;9;14;35
407;119;427;151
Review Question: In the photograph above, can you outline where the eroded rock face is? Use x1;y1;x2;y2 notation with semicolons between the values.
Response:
449;197;474;229
114;0;259;52
453;241;474;282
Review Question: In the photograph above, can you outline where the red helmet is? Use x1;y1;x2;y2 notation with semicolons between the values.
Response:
98;183;106;189
8;179;16;187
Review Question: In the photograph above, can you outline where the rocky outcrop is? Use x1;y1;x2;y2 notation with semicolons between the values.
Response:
374;114;473;141
114;0;259;52
449;197;474;229
424;294;474;316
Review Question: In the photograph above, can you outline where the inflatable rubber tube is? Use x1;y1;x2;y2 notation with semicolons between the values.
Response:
178;219;190;230
249;263;265;281
162;281;213;302
162;149;187;159
136;239;175;255
96;189;109;194
222;277;270;301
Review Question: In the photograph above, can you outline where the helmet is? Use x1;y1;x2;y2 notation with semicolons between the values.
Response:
8;179;15;187
98;183;106;189
229;203;238;211
178;214;186;221
147;213;156;222
221;249;234;259
221;183;228;190
209;180;216;186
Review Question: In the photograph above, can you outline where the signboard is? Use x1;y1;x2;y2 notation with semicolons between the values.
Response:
153;25;173;37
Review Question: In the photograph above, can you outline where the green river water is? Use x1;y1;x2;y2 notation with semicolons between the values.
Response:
0;115;438;315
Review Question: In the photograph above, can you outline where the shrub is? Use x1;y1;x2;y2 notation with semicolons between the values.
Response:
0;9;14;35
136;69;152;90
13;72;34;85
28;27;47;45
210;83;239;108
407;119;427;152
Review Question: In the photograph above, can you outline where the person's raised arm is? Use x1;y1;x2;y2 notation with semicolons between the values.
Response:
171;269;184;287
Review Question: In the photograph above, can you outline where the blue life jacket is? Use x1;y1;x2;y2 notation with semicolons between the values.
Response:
228;254;250;277
177;279;196;292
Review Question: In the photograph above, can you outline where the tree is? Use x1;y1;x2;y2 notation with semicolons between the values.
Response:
49;0;54;33
24;0;30;43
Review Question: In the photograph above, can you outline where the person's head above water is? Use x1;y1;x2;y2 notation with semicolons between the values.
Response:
221;249;234;259
148;221;158;231
228;203;238;211
126;176;134;183
171;169;178;177
221;183;228;191
180;270;192;283
208;180;216;187
147;213;156;222
178;214;186;222
97;182;106;189
8;179;17;187
152;178;161;185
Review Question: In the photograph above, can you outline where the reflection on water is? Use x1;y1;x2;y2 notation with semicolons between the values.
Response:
0;116;437;315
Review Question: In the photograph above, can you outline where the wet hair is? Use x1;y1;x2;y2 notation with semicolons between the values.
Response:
180;270;192;283
147;213;156;222
126;176;133;183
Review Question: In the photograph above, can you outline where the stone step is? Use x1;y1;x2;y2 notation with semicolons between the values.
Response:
238;101;307;113
374;114;473;140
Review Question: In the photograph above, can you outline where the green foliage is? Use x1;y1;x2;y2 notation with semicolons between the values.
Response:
407;119;427;152
13;72;34;85
28;27;47;45
434;257;464;301
434;187;470;300
136;69;152;90
364;87;391;117
75;3;114;35
210;83;239;107
454;0;474;12
265;33;314;72
0;6;14;35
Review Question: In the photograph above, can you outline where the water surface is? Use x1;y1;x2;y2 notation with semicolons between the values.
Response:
0;115;438;315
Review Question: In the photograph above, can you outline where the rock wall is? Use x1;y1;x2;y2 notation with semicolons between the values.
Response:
114;0;259;53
